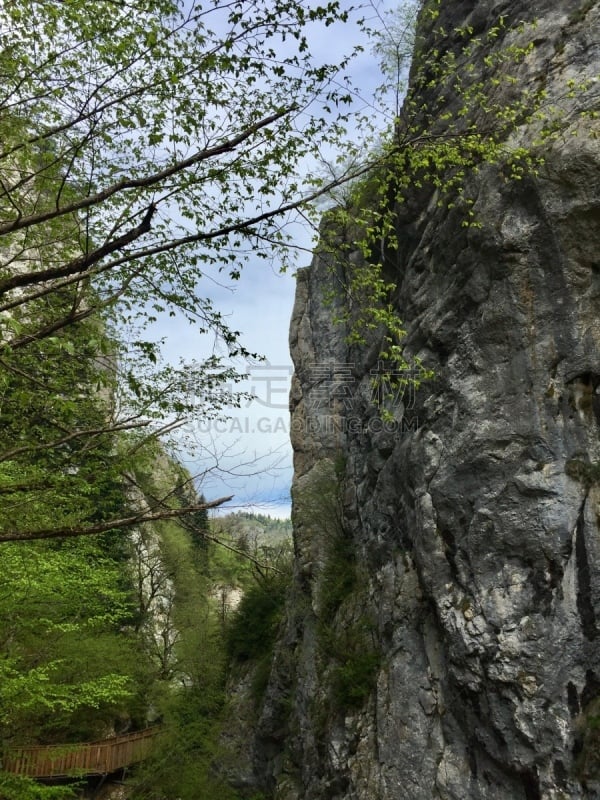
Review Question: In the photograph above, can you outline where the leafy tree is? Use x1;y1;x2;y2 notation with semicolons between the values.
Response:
0;0;368;543
0;450;224;796
129;691;240;800
226;570;289;665
126;493;245;800
0;298;233;543
0;0;358;317
0;536;146;746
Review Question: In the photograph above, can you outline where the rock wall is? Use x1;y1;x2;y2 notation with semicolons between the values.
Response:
254;1;600;798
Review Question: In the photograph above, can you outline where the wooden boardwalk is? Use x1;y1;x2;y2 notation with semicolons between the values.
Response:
2;727;161;778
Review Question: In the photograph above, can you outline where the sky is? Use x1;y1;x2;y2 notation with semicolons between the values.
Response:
155;1;411;519
159;262;299;518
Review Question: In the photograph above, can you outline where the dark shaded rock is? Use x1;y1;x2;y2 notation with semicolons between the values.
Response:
254;0;600;798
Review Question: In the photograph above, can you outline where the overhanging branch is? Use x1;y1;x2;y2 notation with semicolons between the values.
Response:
0;496;233;542
0;107;293;243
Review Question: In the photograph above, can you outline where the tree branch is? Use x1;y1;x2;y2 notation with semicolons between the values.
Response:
0;496;233;542
0;107;293;242
0;203;157;295
0;417;152;463
123;471;283;574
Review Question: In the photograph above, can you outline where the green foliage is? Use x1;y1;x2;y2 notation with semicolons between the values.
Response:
0;0;364;547
128;691;239;800
0;354;231;780
318;6;599;410
226;572;289;664
210;513;291;711
206;514;293;638
0;309;131;540
317;530;380;713
0;537;144;745
5;0;598;791
226;561;292;707
565;459;600;488
0;773;78;800
0;441;283;793
0;0;360;464
319;533;358;623
213;512;293;549
294;457;345;542
330;633;381;710
295;459;381;714
125;501;285;799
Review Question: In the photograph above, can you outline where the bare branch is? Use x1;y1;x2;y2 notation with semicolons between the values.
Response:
123;471;283;574
0;496;234;542
0;417;152;463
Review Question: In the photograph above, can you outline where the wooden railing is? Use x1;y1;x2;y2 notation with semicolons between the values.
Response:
2;727;162;778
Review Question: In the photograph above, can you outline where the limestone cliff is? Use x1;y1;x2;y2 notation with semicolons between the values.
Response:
252;0;600;798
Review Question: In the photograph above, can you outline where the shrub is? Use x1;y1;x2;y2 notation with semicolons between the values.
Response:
331;647;381;710
226;572;288;663
318;533;358;622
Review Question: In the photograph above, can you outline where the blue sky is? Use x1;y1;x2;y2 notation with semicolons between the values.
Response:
154;0;411;518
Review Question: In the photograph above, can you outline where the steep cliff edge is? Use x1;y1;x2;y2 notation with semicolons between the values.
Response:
254;1;600;798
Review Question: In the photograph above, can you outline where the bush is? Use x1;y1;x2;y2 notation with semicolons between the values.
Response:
317;529;381;714
128;691;239;800
0;774;78;800
226;572;289;664
331;646;380;710
318;533;357;622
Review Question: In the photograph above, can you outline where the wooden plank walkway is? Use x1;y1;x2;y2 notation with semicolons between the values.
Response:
2;727;161;778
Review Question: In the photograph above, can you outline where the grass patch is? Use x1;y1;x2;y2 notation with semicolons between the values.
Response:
317;531;380;714
330;631;380;710
575;698;600;780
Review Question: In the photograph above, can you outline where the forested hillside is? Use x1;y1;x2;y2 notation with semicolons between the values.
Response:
0;425;292;799
213;512;292;546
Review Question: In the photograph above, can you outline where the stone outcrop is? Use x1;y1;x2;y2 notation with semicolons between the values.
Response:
253;0;600;798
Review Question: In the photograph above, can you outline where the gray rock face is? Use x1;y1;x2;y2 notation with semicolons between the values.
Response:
254;1;600;798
